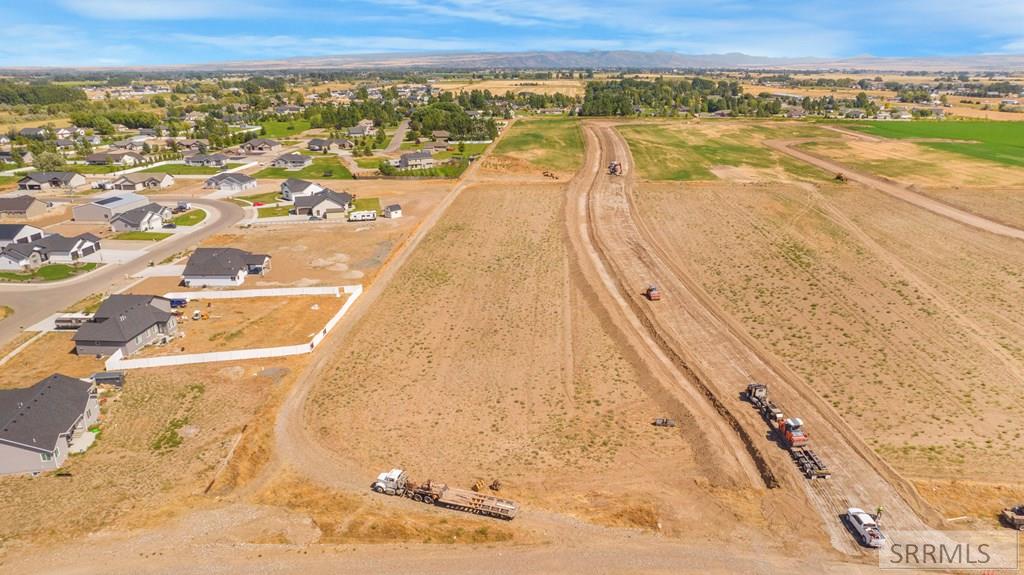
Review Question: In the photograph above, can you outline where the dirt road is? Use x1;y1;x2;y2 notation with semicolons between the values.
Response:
574;122;940;554
767;139;1024;241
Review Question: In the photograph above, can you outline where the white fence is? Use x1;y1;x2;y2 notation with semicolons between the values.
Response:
105;285;362;370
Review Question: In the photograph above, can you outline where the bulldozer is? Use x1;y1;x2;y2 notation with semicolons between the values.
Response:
608;161;622;176
1001;505;1024;531
645;284;662;301
834;172;847;182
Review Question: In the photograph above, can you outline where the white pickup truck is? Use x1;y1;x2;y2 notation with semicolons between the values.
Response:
846;507;886;548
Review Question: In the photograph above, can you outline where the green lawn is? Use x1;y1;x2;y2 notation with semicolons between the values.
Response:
355;156;386;169
0;263;98;283
434;143;488;160
70;164;122;174
493;117;583;172
391;160;469;179
353;197;382;213
259;120;312;138
139;163;244;175
112;231;172;241
172;209;206;226
258;205;291;218
238;191;282;204
0;175;20;188
253;157;353;180
841;120;1024;168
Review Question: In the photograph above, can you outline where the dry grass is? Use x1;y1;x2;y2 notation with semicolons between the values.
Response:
434;78;585;97
0;332;104;389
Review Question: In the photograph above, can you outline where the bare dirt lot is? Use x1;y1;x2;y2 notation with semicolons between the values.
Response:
0;332;103;389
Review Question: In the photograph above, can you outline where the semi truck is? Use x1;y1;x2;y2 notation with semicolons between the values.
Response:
372;468;520;520
743;383;830;479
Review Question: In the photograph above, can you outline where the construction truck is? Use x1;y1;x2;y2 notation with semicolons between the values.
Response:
1002;505;1024;530
372;468;520;520
645;284;662;301
608;161;622;176
743;384;830;479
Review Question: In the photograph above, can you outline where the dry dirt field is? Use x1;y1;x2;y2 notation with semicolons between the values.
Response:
0;332;104;389
633;179;1024;496
434;78;585;97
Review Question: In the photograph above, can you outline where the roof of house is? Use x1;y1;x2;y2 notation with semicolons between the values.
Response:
244;138;280;147
110;203;166;226
113;173;171;185
183;247;269;278
31;233;99;253
294;189;353;210
402;151;433;161
18;127;47;136
206;173;254;186
19;172;82;184
385;204;402;211
0;195;42;213
274;153;309;164
187;153;228;162
88;193;147;210
0;242;39;261
282;178;319;194
0;374;94;453
73;294;173;345
0;223;42;241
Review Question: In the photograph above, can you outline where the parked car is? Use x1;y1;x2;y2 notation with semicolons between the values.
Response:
163;223;177;229
845;508;886;548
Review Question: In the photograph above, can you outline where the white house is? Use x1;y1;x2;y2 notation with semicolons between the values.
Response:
280;178;323;201
293;190;353;219
109;203;171;232
111;173;175;192
0;224;45;248
205;173;257;193
383;204;403;218
270;154;312;170
182;247;271;287
73;193;149;222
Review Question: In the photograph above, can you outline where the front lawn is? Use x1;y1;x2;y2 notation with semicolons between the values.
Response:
140;163;244;175
172;209;206;226
433;142;488;160
259;120;312;138
353;197;382;213
390;160;469;179
355;157;386;169
0;263;98;283
238;191;283;204
258;205;292;218
112;231;172;241
253;157;353;180
70;164;122;174
0;175;20;188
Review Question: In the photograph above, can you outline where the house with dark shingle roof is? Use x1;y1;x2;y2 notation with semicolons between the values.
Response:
0;195;46;219
270;153;312;170
182;247;271;287
204;173;256;193
240;138;281;153
0;223;45;247
0;242;45;271
0;374;98;475
184;153;229;168
111;173;175;192
30;233;100;263
73;294;178;357
85;151;145;166
307;138;353;152
17;172;87;192
394;151;434;169
293;190;353;219
17;127;49;139
109;203;171;232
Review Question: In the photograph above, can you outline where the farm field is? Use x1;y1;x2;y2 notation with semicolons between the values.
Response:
842;120;1024;168
253;157;353;179
617;121;837;181
433;78;585;97
489;116;583;174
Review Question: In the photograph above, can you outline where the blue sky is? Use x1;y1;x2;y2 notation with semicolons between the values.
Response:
1;0;1022;66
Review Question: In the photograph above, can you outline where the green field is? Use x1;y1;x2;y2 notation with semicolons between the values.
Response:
0;263;98;282
434;142;488;160
353;197;382;213
392;160;469;179
494;117;583;171
259;120;312;138
139;163;244;175
0;175;20;188
238;191;282;204
355;156;385;169
71;164;122;174
619;122;834;181
253;157;353;180
842;121;1024;168
257;205;291;218
172;209;206;226
112;231;172;241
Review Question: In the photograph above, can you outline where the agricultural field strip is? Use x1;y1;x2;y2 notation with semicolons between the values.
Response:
106;285;362;370
586;121;936;554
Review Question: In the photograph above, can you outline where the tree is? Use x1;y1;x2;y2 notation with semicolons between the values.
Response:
854;92;870;109
35;151;66;171
458;141;466;156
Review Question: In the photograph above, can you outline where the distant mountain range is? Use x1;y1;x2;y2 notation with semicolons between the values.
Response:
6;50;1024;73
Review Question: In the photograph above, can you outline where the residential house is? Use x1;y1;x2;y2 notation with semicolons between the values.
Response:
0;374;98;476
167;139;208;152
0;223;45;247
347;124;374;137
431;130;450;141
109;203;171;232
17;127;49;139
181;247;271;287
0;150;33;165
204;173;256;193
422;140;449;152
240;138;281;153
395;151;434;170
0;196;47;219
0;135;9;145
307;138;352;151
109;140;144;152
275;104;302;114
84;151;145;166
54;138;77;151
270;153;312;170
293;190;353;219
111;173;175;192
54;126;85;139
73;294;178;357
17;172;86;192
184;153;228;168
83;135;103;146
72;193;149;222
280;178;322;201
31;233;101;262
383;204;403;219
138;127;164;137
0;242;46;271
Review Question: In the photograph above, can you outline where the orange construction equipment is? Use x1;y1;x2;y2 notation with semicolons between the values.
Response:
645;284;662;301
778;417;810;447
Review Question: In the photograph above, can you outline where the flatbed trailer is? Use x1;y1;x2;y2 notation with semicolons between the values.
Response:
373;469;520;520
743;383;831;480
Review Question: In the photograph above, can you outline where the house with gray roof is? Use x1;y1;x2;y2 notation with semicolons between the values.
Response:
109;203;171;232
0;242;46;271
111;172;174;192
85;151;145;166
0;196;46;219
30;233;100;263
240;138;281;153
271;153;312;170
73;294;178;357
17;127;49;139
280;178;322;200
394;151;434;169
184;153;229;168
0;374;98;476
0;150;34;165
293;190;353;219
17;172;87;192
307;138;353;152
72;193;149;222
182;247;271;287
205;172;256;193
0;223;44;247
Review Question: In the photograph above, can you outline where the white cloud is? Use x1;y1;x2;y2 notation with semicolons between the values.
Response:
172;33;484;56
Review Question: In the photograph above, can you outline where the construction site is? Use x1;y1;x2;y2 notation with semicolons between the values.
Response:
2;114;1023;574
